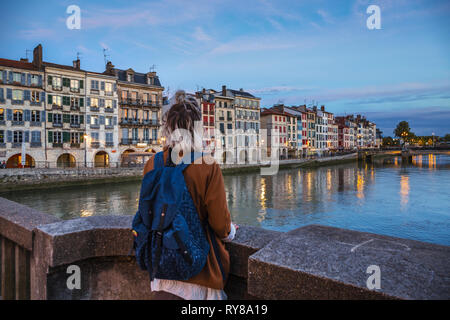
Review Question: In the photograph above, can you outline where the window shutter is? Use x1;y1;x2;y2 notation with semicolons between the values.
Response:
24;109;31;121
100;99;104;107
7;130;12;143
21;73;25;85
63;131;70;142
80;133;84;143
27;74;31;86
0;88;3;100
87;115;91;124
114;83;117;91
113;100;116;108
2;70;6;82
113;116;117;125
79;97;84;107
48;112;53;122
7;109;12;121
79;80;84;89
91;80;94;89
101;82;105;91
38;75;42;87
63;114;70;123
8;71;12;83
80;115;84;124
48;75;52;84
100;115;105;125
48;131;53;143
24;90;30;100
63;96;69;106
63;78;69;87
48;94;52;104
41;110;45;121
40;92;45;102
87;97;90;106
7;88;12;99
24;131;30;142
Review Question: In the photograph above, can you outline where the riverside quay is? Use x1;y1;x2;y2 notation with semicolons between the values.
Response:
0;44;380;168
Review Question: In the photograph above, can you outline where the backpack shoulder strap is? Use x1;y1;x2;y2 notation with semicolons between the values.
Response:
153;151;165;169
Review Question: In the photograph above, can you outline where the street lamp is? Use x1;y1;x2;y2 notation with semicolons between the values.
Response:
84;134;88;167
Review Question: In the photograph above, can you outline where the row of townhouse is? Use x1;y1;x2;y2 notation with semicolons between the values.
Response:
260;105;379;159
0;44;163;168
195;85;261;164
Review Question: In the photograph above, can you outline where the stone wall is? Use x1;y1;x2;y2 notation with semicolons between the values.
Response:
0;196;449;300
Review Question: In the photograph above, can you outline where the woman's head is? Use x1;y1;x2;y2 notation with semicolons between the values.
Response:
160;90;202;155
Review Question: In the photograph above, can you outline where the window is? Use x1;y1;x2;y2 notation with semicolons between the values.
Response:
127;74;133;82
52;96;62;106
105;99;112;109
131;92;137;100
0;109;4;121
143;128;149;140
123;109;129;119
91;80;99;90
143;93;149;102
105;132;113;143
52;77;62;88
70;97;79;107
30;74;40;86
31;110;40;122
12;90;23;101
53;114;62;124
105;117;112;126
133;109;138;120
0;71;3;82
70;114;79;124
70;79;79;89
132;128;138;140
31;91;40;102
31;131;41;143
105;82;112;93
13;110;23;121
13;73;21;83
121;90;128;99
152;111;157;120
70;132;81;144
14;131;23;143
91;98;99;107
91;132;99;142
143;110;149;120
152;129;157;140
0;130;4;143
91;115;99;125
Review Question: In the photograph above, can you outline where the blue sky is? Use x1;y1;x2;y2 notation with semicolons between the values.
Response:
1;0;449;136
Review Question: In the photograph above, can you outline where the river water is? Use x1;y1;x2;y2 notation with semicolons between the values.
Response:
2;154;449;246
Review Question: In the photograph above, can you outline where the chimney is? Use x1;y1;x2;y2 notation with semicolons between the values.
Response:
321;105;325;112
73;59;80;70
313;106;317;112
105;61;115;75
32;44;43;69
222;85;226;96
20;58;29;62
239;88;243;92
202;88;206;94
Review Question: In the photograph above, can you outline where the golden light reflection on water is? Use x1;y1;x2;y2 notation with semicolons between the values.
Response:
356;171;365;199
257;178;267;223
80;209;94;217
428;154;436;170
326;169;332;192
400;175;410;208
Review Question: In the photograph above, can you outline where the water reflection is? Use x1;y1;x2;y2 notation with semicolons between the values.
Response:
1;154;449;246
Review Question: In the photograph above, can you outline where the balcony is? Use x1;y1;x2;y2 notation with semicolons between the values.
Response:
0;143;6;148
90;124;100;129
90;89;99;94
219;117;225;121
90;106;100;112
105;108;114;113
30;121;42;127
11;100;24;105
120;138;131;145
70;123;81;128
52;123;63;128
52;143;63;148
70;105;80;111
12;143;23;148
52;104;63;111
12;121;24;126
71;143;81;148
105;141;114;147
105;125;114;130
30;142;42;148
105;91;113;96
91;141;100;148
70;87;80;93
30;101;42;106
0;120;5;126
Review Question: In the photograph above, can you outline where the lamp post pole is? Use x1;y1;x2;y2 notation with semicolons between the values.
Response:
84;134;88;167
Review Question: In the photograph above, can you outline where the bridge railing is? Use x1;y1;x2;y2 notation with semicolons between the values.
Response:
1;196;449;300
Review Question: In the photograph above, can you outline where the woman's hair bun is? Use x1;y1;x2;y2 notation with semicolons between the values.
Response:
175;90;186;104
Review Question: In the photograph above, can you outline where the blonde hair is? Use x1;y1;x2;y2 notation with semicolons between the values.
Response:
160;90;203;157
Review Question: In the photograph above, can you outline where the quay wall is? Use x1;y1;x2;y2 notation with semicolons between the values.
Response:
0;196;449;300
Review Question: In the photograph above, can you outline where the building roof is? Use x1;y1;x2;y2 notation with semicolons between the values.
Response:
0;58;40;71
260;108;290;117
43;61;85;72
113;68;162;87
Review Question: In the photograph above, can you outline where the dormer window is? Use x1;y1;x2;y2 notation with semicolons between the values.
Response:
127;73;133;82
147;76;152;85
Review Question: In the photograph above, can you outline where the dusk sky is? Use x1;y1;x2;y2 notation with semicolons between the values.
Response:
1;0;449;136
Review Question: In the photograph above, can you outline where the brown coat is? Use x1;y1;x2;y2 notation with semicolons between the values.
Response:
143;149;231;290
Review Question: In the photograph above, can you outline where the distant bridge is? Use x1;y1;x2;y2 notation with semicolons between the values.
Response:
357;148;450;163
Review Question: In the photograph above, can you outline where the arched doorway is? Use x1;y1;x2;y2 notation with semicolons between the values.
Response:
57;154;76;168
6;154;35;168
94;151;109;168
239;150;248;164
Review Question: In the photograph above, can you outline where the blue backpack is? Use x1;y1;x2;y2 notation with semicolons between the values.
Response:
131;150;225;282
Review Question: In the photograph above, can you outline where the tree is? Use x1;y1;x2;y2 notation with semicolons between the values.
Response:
444;134;450;142
394;121;411;138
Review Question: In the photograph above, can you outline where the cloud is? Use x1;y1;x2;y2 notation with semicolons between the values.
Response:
248;85;316;95
209;37;299;55
193;27;212;42
18;28;54;39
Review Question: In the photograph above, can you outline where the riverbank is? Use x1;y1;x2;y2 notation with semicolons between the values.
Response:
0;153;361;192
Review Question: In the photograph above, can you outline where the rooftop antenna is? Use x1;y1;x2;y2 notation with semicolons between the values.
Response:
149;64;156;72
25;49;31;61
103;48;110;67
76;52;81;60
